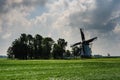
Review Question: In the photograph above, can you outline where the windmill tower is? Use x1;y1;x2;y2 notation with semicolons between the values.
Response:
71;28;97;58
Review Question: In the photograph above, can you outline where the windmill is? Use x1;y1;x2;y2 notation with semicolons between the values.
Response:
71;28;97;58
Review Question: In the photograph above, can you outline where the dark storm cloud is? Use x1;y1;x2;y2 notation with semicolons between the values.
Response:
0;0;8;14
22;0;48;6
0;0;48;14
89;0;120;32
69;0;120;33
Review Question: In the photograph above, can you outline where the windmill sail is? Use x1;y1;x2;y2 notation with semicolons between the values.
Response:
71;42;81;47
85;37;97;43
80;28;85;41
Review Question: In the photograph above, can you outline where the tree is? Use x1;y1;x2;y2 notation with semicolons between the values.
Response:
7;33;69;60
52;43;61;59
8;34;28;59
20;33;27;44
19;33;28;59
53;38;67;59
7;46;14;59
34;34;43;59
11;39;21;59
27;34;34;59
65;50;71;57
57;38;67;49
72;46;80;58
42;37;54;59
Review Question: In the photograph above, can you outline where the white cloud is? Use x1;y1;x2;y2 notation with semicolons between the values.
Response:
0;20;2;33
114;24;120;33
2;33;12;40
0;26;1;32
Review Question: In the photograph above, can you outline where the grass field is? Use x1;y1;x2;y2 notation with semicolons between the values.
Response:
0;58;120;80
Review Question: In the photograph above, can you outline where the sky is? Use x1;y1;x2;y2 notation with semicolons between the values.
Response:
0;0;120;56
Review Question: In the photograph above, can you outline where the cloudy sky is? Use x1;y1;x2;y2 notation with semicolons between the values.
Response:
0;0;120;56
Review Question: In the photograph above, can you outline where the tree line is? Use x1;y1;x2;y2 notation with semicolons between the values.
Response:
7;33;72;59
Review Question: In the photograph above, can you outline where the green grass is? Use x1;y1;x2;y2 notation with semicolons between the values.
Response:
0;58;120;80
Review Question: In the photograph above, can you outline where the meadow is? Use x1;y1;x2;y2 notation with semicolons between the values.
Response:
0;58;120;80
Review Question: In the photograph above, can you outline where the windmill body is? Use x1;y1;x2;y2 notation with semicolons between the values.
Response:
81;43;92;57
71;28;97;58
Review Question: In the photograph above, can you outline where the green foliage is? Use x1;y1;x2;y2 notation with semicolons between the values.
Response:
53;38;67;59
65;50;71;57
52;43;62;59
72;46;81;57
7;34;68;59
42;37;54;59
7;34;47;59
34;34;43;59
0;58;120;80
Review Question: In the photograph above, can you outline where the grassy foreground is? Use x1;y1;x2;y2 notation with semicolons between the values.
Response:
0;58;120;80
